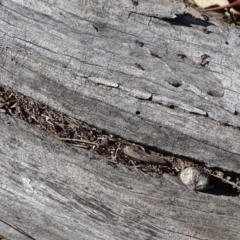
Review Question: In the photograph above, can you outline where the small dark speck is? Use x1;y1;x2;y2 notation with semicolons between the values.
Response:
171;82;182;88
207;91;214;96
135;63;144;70
223;122;231;126
200;61;209;67
234;111;238;115
225;41;229;45
134;39;144;47
136;111;141;115
150;52;160;58
202;27;211;34
200;55;210;67
132;0;139;6
93;25;98;32
201;54;209;60
177;53;186;59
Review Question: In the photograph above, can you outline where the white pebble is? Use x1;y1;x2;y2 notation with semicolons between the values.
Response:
179;167;209;190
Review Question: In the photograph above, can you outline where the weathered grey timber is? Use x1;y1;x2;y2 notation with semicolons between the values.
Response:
0;113;240;240
0;0;240;239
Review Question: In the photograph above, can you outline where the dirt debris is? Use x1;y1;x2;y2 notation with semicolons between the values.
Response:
0;83;239;195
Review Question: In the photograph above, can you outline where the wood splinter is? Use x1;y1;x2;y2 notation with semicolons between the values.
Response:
199;0;240;12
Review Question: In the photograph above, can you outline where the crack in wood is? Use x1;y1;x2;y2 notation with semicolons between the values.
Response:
0;219;35;240
0;83;239;196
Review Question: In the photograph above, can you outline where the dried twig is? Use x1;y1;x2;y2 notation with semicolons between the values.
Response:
200;0;240;12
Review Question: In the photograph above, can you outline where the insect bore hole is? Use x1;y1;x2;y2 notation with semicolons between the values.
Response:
171;82;182;88
136;110;141;115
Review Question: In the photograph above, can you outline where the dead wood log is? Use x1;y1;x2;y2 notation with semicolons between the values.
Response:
0;0;240;239
0;113;240;240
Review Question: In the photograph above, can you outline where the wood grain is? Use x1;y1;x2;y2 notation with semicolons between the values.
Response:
0;0;240;239
0;0;240;172
0;114;239;240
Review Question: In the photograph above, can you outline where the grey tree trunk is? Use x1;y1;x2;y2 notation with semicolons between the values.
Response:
0;0;240;239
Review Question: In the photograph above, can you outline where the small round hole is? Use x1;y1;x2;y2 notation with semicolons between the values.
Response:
207;91;214;96
225;41;229;45
171;82;182;88
207;90;224;98
234;111;238;115
136;111;141;115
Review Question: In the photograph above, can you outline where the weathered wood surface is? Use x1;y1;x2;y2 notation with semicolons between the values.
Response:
0;0;240;239
1;0;240;172
0;113;240;240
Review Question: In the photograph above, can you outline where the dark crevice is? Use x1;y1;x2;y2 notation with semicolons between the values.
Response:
147;95;153;101
133;10;213;28
171;82;182;88
188;111;205;116
207;90;224;98
220;120;239;129
200;175;238;196
92;25;98;32
160;14;213;27
207;91;214;96
0;219;35;240
0;83;240;196
223;121;231;127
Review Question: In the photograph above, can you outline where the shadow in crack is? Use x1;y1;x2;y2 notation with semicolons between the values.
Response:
199;175;239;197
161;14;213;28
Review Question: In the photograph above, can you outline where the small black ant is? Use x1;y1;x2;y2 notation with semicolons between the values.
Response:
135;63;144;70
134;39;144;47
150;52;160;58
